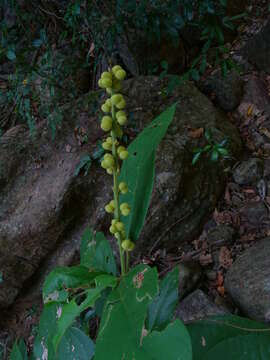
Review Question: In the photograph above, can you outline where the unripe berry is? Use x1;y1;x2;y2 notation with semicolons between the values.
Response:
119;150;128;160
112;65;122;74
105;204;114;213
111;219;117;225
115;126;123;138
102;141;112;151
101;116;112;131
117;146;126;155
115;69;126;81
119;182;128;194
99;78;112;88
116;111;127;125
106;137;113;145
121;239;135;251
115;232;121;240
101;71;112;80
105;99;112;107
120;203;130;216
101;160;107;169
111;94;123;105
116;99;126;110
109;225;117;234
101;103;110;113
106;87;112;95
109;200;115;209
116;221;125;231
106;168;113;175
103;154;115;168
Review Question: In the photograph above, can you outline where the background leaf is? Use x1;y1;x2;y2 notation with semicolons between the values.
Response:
10;340;28;360
43;265;102;302
57;327;95;360
119;103;177;242
80;228;117;275
188;315;270;360
146;266;179;331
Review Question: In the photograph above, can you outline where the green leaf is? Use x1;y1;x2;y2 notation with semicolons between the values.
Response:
188;315;270;360
141;320;192;360
119;103;177;242
192;152;201;165
52;274;116;349
95;264;159;359
147;266;179;331
74;155;91;176
10;340;28;360
217;147;228;156
57;327;95;360
43;265;103;302
95;264;191;360
210;149;219;162
80;228;117;275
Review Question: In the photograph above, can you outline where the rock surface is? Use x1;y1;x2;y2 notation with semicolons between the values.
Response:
200;70;244;112
232;158;264;185
175;289;229;323
0;77;241;307
207;225;235;248
241;19;270;73
225;238;270;322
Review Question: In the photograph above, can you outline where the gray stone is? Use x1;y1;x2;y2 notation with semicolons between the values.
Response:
233;158;264;185
207;225;235;248
175;289;229;324
0;77;241;307
225;238;270;322
200;70;244;112
178;262;202;300
241;19;270;73
240;202;268;225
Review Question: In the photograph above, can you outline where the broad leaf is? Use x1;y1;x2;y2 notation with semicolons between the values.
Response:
95;264;159;359
146;266;179;331
57;327;95;360
95;264;191;360
120;103;177;242
53;275;116;349
188;315;270;360
43;265;103;302
140;320;192;360
80;228;117;275
10;340;28;360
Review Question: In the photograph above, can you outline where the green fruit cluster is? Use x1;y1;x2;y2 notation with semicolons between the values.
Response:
98;65;134;259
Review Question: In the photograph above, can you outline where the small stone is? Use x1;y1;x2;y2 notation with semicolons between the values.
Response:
233;158;264;185
175;289;229;324
178;261;202;300
225;238;270;322
207;225;235;248
241;202;268;225
199;70;243;112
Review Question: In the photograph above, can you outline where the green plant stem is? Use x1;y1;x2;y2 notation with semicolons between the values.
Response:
111;100;126;276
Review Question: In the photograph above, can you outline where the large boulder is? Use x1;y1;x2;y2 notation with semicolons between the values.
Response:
0;76;241;308
225;238;270;322
241;19;270;73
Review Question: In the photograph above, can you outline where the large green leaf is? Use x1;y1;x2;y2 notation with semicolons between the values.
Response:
43;265;103;303
119;103;177;242
140;320;192;360
95;264;192;360
10;340;28;360
52;274;116;349
146;266;179;331
95;264;159;359
57;327;95;360
80;228;117;275
188;315;270;360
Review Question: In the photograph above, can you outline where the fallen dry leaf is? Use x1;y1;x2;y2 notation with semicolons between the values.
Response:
217;286;225;296
219;246;232;269
188;127;204;139
247;105;253;117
